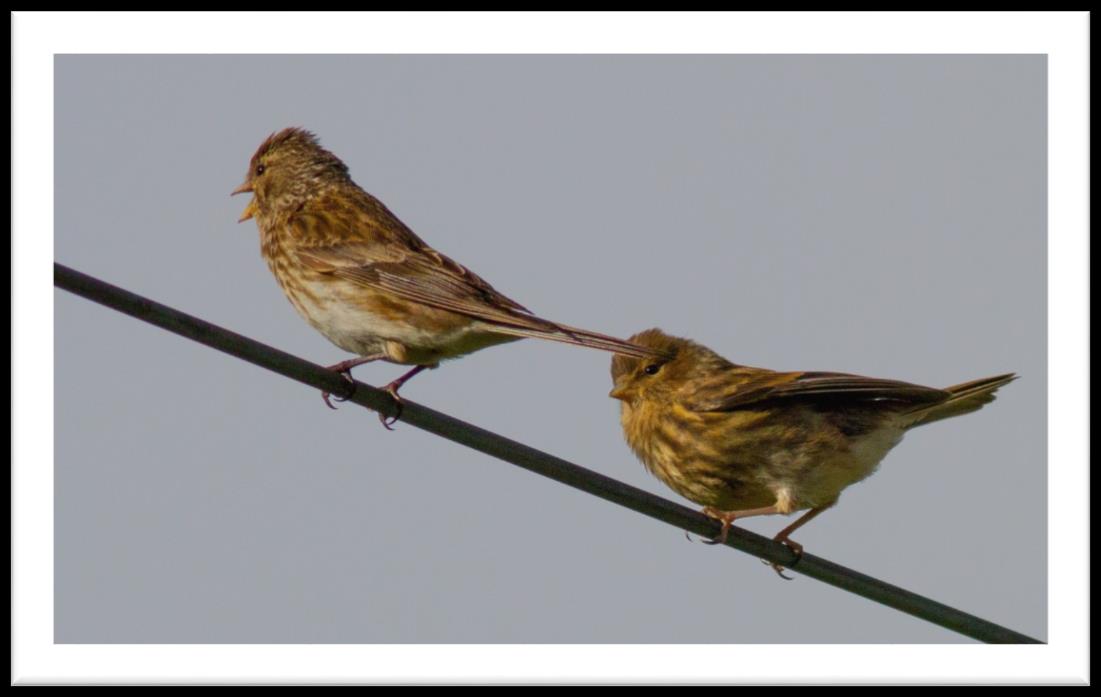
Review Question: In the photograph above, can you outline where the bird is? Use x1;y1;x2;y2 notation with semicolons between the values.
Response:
609;328;1016;577
232;127;666;427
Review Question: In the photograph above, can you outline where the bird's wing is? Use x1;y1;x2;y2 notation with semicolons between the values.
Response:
289;209;668;360
295;240;542;322
689;370;949;412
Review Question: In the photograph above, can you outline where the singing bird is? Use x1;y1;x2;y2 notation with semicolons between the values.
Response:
610;329;1015;576
232;128;665;425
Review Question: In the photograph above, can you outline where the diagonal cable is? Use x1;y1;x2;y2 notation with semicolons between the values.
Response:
53;262;1042;644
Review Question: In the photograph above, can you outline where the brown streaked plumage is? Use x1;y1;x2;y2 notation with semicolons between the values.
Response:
232;128;666;426
609;328;1016;576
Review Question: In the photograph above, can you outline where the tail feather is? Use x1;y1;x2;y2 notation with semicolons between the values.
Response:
488;320;669;360
909;373;1017;427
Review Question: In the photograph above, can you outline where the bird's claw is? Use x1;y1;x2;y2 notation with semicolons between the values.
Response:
684;530;717;544
322;371;357;409
378;410;400;430
762;559;796;580
763;538;804;580
377;383;405;430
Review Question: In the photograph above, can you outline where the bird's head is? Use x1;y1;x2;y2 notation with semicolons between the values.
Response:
609;328;716;405
232;127;349;222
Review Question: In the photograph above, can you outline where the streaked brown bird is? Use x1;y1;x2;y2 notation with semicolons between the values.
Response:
610;328;1015;576
233;128;664;426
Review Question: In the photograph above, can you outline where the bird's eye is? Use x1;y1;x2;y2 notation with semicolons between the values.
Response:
255;164;267;176
643;363;661;376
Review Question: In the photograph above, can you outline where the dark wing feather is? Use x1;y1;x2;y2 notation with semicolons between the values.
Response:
691;370;949;413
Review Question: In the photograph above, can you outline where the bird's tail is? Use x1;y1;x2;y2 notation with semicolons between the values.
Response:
908;373;1018;427
488;319;669;360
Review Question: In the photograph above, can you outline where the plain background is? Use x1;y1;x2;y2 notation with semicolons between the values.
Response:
55;55;1046;643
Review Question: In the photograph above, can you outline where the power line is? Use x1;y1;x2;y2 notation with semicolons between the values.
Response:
53;262;1042;644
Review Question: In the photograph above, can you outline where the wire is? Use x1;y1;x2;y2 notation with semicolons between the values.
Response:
53;262;1042;644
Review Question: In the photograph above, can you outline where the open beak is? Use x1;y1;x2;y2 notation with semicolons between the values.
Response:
236;198;258;223
231;181;257;222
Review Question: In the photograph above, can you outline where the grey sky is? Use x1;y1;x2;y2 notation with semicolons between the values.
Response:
54;55;1046;644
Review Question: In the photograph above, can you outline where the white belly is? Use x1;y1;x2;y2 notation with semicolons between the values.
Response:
286;277;516;364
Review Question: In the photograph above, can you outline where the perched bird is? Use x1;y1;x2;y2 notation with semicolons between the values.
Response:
232;128;665;426
609;328;1015;576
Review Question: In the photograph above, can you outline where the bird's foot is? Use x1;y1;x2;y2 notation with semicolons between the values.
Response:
374;365;430;430
762;537;804;580
322;369;358;409
321;355;384;409
699;507;736;546
377;380;406;430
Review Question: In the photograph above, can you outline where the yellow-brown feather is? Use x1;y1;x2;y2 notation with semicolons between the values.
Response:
611;329;1013;521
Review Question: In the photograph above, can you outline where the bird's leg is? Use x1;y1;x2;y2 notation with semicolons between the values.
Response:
377;364;432;430
698;505;781;546
322;354;386;409
696;504;829;580
763;506;831;580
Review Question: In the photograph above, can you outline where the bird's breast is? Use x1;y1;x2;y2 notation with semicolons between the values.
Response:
620;400;777;509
